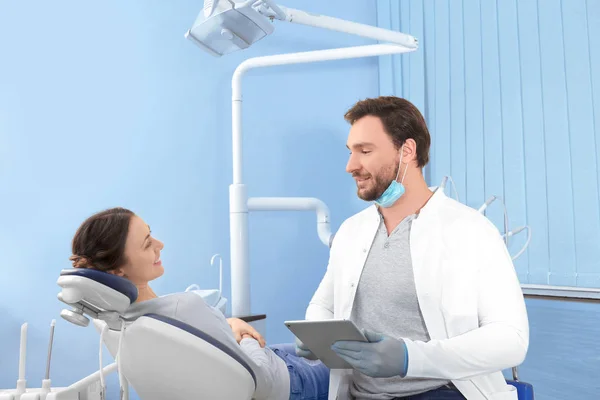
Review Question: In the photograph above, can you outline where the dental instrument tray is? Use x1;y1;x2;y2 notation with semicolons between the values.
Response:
284;319;368;369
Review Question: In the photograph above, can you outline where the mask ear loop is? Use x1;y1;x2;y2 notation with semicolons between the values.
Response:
396;144;409;183
394;145;405;182
400;159;409;184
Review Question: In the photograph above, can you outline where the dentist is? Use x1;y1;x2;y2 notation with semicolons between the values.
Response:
299;96;529;400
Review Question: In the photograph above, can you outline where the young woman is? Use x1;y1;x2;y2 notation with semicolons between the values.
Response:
69;207;329;400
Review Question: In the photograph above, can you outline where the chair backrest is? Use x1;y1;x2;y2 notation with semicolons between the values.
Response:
120;314;256;400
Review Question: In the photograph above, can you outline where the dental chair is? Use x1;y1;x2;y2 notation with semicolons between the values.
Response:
56;269;258;400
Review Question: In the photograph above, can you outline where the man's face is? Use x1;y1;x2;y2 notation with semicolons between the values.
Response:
346;116;400;201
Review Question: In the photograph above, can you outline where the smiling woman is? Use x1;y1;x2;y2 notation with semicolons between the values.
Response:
69;207;165;303
67;207;331;400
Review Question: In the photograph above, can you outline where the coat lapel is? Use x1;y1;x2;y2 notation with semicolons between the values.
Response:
343;206;380;319
409;190;449;340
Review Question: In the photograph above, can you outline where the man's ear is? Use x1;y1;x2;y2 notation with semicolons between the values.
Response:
402;139;418;165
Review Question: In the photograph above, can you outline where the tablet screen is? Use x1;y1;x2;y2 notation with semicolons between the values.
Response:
284;319;368;369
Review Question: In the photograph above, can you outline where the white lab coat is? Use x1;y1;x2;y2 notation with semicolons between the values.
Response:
306;188;529;400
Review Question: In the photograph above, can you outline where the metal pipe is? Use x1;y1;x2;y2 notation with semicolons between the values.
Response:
248;197;333;247
230;43;415;317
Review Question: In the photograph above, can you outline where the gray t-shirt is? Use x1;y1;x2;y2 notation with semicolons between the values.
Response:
123;291;289;400
350;214;449;399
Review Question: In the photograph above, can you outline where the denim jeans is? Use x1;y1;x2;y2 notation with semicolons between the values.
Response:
269;343;330;400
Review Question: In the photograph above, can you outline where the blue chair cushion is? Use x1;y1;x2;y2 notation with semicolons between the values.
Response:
508;380;535;400
60;268;138;303
145;313;257;387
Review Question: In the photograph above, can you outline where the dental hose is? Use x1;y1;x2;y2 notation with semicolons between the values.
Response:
99;324;108;400
447;176;460;201
504;225;531;261
117;319;129;400
99;320;129;400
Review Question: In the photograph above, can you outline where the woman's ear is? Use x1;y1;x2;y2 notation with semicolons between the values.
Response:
108;268;126;277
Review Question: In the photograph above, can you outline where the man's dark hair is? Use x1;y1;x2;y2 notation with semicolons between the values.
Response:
345;96;431;168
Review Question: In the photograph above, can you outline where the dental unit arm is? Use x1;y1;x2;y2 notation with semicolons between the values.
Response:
185;0;417;57
184;254;228;315
248;197;334;247
431;179;531;262
185;0;419;318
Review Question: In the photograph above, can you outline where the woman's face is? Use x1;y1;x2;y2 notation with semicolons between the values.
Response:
113;215;164;286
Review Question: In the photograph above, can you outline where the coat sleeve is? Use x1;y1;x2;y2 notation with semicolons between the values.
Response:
305;258;335;320
403;221;529;380
305;218;350;321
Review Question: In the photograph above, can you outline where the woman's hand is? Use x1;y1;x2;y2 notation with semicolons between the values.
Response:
227;318;266;347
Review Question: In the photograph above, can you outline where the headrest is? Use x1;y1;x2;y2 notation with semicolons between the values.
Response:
57;268;138;317
60;268;138;303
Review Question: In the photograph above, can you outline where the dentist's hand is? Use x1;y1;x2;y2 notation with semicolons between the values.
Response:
331;330;409;378
295;337;318;360
227;318;266;347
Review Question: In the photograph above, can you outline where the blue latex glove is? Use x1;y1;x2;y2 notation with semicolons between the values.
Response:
331;330;409;378
295;337;318;360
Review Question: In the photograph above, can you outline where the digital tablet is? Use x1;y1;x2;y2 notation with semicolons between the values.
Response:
284;319;368;369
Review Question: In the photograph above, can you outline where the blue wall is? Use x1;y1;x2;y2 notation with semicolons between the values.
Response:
376;0;600;399
377;0;600;288
0;1;379;397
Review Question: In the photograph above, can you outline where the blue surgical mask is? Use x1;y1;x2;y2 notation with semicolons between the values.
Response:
375;146;408;208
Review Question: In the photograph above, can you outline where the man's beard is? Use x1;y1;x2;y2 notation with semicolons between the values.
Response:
354;163;399;202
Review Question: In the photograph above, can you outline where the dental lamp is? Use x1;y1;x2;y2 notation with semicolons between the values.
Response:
185;0;418;57
185;1;419;318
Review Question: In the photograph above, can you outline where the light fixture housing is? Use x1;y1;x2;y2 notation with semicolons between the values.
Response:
185;1;275;57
